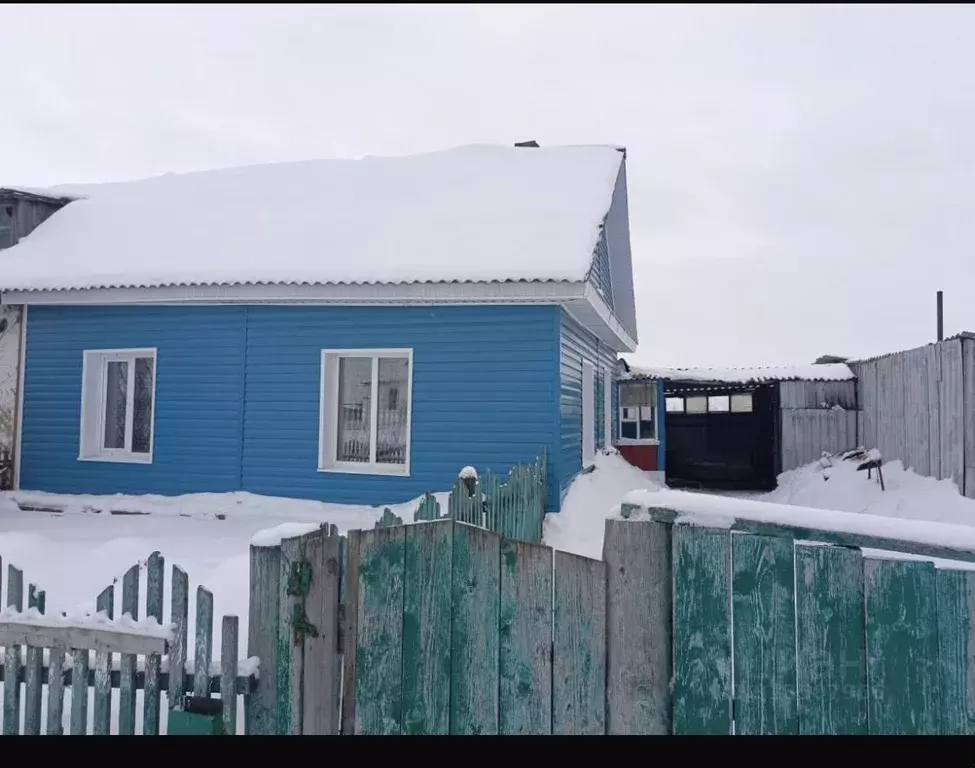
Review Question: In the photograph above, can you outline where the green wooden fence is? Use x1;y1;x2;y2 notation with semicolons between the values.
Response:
0;553;257;735
342;519;605;735
377;454;548;544
247;504;975;735
606;504;975;735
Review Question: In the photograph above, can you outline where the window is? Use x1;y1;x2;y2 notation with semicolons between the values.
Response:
0;205;13;249
685;396;707;414
708;395;730;413
320;349;413;475
666;397;685;413
731;393;754;412
80;348;157;462
619;381;657;442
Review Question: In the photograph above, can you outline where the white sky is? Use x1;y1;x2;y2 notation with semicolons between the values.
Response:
2;4;973;367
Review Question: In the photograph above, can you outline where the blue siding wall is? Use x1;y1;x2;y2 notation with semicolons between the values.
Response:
20;304;563;510
242;305;561;508
21;306;246;494
558;310;619;501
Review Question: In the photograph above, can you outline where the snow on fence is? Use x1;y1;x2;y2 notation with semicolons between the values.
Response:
0;553;258;735
380;455;548;543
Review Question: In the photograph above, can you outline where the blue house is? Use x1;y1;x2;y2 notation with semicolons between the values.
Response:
0;143;638;512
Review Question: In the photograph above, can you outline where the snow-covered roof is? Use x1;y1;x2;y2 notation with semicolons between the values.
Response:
0;144;623;293
622;363;855;384
0;186;77;202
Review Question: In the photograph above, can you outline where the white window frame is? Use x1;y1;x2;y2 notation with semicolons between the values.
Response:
603;371;613;449
319;348;413;476
617;381;659;446
79;347;157;464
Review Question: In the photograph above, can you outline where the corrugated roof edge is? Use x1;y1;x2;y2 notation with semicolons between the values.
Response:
850;331;975;366
620;362;855;384
1;276;589;293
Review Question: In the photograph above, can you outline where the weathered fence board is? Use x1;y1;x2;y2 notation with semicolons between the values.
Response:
732;533;797;735
118;564;140;735
937;569;975;734
450;522;500;735
795;544;867;734
169;565;189;708
143;551;164;735
603;519;672;735
553;551;605;735
340;530;361;736
194;586;214;701
353;526;405;735
297;530;342;735
401;520;452;735
23;584;45;735
92;585;114;735
672;525;731;735
46;647;65;735
222;616;239;736
499;538;552;735
3;564;23;736
864;558;940;734
247;542;280;735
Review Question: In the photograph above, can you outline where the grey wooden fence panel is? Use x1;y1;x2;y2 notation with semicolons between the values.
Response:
963;339;975;498
927;344;942;479
780;380;856;410
941;338;965;491
603;519;672;734
780;409;858;470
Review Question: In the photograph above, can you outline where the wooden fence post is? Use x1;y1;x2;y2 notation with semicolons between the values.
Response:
246;542;281;735
603;516;673;734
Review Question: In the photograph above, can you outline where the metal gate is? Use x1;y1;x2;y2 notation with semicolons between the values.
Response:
664;381;778;491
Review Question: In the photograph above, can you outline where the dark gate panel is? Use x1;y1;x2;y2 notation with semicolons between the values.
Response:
664;383;777;491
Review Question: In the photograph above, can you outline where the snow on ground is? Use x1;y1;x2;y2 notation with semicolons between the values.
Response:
545;448;975;562
5;447;975;733
542;451;662;559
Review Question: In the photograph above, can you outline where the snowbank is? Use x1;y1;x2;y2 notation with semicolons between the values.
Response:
764;454;975;527
542;450;661;560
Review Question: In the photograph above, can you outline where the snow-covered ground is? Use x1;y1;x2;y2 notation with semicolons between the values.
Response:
4;447;975;733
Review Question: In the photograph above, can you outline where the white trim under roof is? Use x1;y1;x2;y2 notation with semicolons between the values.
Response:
1;278;638;353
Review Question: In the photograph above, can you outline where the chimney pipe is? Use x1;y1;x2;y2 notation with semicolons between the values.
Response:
937;290;944;342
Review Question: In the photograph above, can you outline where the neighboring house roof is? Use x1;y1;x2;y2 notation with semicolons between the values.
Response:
0;186;78;204
621;362;855;384
0;144;623;292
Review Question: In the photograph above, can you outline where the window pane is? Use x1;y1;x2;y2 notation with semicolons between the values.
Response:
620;383;651;407
621;421;637;439
731;393;754;413
639;406;655;440
132;357;154;454
708;396;730;412
336;357;372;463
686;396;707;414
620;407;636;421
103;360;128;449
666;397;684;413
376;357;409;464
